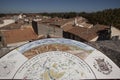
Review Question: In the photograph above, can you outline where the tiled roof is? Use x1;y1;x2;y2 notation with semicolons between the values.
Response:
63;24;109;41
93;24;109;31
1;28;38;44
50;19;73;26
67;26;97;41
0;23;22;30
62;24;74;31
82;23;93;28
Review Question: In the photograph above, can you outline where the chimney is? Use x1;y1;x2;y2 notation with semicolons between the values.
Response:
74;18;78;26
32;21;38;35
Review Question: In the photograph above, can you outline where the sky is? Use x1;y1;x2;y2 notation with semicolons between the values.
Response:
0;0;120;13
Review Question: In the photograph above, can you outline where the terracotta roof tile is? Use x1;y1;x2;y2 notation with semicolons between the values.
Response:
93;24;109;31
62;24;74;31
0;23;22;30
67;27;97;41
63;24;109;41
1;28;38;44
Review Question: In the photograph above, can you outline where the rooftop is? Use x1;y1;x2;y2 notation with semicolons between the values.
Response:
0;21;23;30
1;27;38;44
62;24;109;41
67;26;97;41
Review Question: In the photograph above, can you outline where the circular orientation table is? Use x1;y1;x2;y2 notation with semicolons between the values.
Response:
0;38;120;79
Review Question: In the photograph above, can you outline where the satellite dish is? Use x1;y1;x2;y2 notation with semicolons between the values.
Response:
0;38;120;79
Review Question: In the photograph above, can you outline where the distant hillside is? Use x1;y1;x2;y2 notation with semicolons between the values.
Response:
0;14;6;17
80;8;120;30
41;8;120;30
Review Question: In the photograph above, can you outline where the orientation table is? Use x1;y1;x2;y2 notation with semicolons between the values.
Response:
0;38;120;79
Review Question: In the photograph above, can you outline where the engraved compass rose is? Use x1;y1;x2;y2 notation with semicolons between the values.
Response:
14;51;96;80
